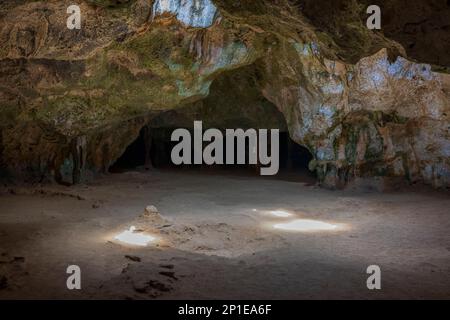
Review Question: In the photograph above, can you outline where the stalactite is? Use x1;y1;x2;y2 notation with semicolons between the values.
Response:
71;136;87;184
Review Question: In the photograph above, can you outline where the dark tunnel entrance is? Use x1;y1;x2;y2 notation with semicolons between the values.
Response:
109;64;317;183
109;126;317;183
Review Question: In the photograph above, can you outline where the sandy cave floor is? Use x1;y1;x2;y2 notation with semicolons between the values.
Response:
0;169;449;300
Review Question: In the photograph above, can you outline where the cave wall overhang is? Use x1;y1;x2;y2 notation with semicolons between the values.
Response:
0;0;449;188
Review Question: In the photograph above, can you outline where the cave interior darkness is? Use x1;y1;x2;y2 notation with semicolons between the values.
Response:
109;125;315;180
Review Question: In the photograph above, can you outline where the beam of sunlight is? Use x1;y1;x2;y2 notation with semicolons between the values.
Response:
273;219;338;232
114;226;156;246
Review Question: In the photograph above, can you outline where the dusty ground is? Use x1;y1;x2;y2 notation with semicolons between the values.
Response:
0;169;449;300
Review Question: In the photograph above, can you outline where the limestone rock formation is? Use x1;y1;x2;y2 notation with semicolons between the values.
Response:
0;0;448;188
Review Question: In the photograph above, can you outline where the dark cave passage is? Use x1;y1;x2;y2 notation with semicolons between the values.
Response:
109;126;316;182
109;64;316;181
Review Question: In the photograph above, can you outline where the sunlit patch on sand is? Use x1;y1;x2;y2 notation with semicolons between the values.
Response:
114;226;156;246
269;210;293;218
273;219;338;232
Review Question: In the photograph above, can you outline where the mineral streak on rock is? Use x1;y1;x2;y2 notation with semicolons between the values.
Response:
152;0;218;28
0;0;448;189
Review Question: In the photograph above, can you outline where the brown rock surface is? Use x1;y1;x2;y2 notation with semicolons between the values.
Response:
0;0;448;188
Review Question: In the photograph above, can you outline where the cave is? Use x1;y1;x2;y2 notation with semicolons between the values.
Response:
1;0;450;303
110;62;317;181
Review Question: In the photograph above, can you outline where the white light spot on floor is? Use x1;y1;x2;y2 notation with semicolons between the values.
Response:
273;219;338;232
114;226;156;246
270;210;293;218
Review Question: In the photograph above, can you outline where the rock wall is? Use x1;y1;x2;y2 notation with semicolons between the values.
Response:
0;0;449;188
